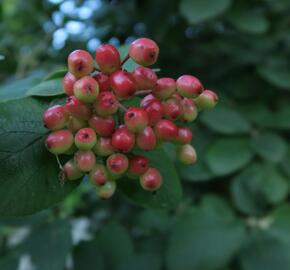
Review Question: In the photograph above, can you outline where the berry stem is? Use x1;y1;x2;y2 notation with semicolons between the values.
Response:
121;54;130;66
118;102;128;112
135;90;152;96
55;155;64;171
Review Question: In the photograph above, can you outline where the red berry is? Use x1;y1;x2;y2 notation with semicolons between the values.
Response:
106;153;129;175
140;94;157;107
181;98;198;122
94;91;118;117
124;107;149;133
73;76;99;103
140;168;162;191
175;127;192;144
95;44;121;74
74;150;96;172
132;66;157;90
46;130;74;154
93;137;115;156
136;126;156;150
96;181;116;200
176;75;203;98
194;90;218;109
63;159;84;180
144;100;164;126
153;78;176;100
43;105;68;131
111;126;135;153
162;98;183;120
177;144;197;165
74;128;97;150
110;70;137;99
65;96;92;121
89;116;115;137
128;155;149;177
93;72;110;92
89;164;109;186
62;72;77;96
154;119;178;141
67;116;86;133
129;38;159;66
68;49;94;78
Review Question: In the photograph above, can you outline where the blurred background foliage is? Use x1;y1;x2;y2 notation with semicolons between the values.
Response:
1;0;290;269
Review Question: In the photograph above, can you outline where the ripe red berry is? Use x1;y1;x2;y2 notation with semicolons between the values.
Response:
67;116;86;133
89;164;109;186
124;107;149;133
129;38;159;66
153;78;176;100
140;94;157;107
63;159;84;180
95;44;121;74
62;72;77;96
154;119;178;141
73;76;99;103
111;126;135;152
136;126;156;150
74;150;96;172
177;144;197;165
162;98;183;120
93;72;110;92
74;128;97;150
194;90;218;109
140;168;162;191
176;75;203;98
94;91;118;117
43;105;68;131
96;181;116;200
89;116;115;137
181;98;198;122
110;70;137;99
106;153;129;176
65;96;92;121
132;66;157;90
46;130;74;154
128;155;149;177
93;137;115;156
175;127;192;144
144;100;164;126
68;49;94;78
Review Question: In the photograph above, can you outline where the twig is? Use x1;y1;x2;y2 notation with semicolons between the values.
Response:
121;54;130;66
118;102;128;112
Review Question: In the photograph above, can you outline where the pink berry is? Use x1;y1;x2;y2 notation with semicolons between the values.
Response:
176;75;203;98
194;90;218;109
153;78;176;100
96;181;116;200
124;107;149;133
73;76;99;103
175;127;192;144
140;168;162;191
144;100;164;126
177;144;197;165
93;72;110;92
43;105;68;131
136;126;156;151
63;159;84;180
74;128;97;150
128;155;149;177
181;98;198;122
68;49;94;78
132;66;157;90
89;164;109;186
66;116;86;133
111;126;135;153
46;129;74;154
89;115;115;137
62;72;77;96
93;137;115;156
94;91;118;117
140;94;157;107
74;150;96;172
154;119;178;141
65;96;92;121
162;98;183;120
106;153;129;176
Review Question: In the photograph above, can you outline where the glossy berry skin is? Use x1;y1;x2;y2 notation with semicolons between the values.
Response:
93;72;110;92
74;128;97;150
110;70;137;99
177;144;197;165
176;75;203;98
175;127;192;144
65;96;92;121
154;120;178;141
96;181;116;200
89;164;109;186
68;49;94;78
62;72;77;96
106;153;129;176
194;90;218;109
137;126;156;151
43;105;68;131
95;44;121;74
89;116;115;137
111;126;135;152
63;159;84;180
181;98;198;122
144;100;164;126
73;76;99;103
153;78;176;100
140;94;157;107
128;156;149;177
46;130;73;154
93;137;115;156
140;168;162;191
67;116;86;133
124;107;149;133
132;66;157;90
129;38;159;66
74;150;96;172
94;91;118;117
162;98;183;120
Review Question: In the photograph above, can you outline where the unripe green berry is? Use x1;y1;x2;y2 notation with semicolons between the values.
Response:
194;90;218;109
177;144;197;165
96;181;116;200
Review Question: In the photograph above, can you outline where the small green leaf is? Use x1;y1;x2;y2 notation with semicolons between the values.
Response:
118;45;139;72
117;253;162;270
27;78;64;96
44;69;67;81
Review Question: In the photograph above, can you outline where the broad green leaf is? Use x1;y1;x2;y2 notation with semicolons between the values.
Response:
201;106;251;135
118;148;182;210
44;69;67;81
0;97;79;216
251;133;287;162
0;254;18;270
166;196;245;270
118;45;139;72
206;138;254;176
117;253;162;270
27;78;64;96
180;0;231;24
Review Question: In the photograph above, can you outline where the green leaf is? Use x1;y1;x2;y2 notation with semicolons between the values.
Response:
180;0;231;24
0;97;79;216
166;196;245;270
119;148;182;210
26;78;64;97
44;69;67;81
0;254;18;270
117;253;162;270
206;138;254;176
118;45;139;72
201;106;251;135
251;133;287;163
0;55;5;61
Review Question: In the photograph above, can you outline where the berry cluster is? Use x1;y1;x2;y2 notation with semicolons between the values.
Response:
43;37;218;200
